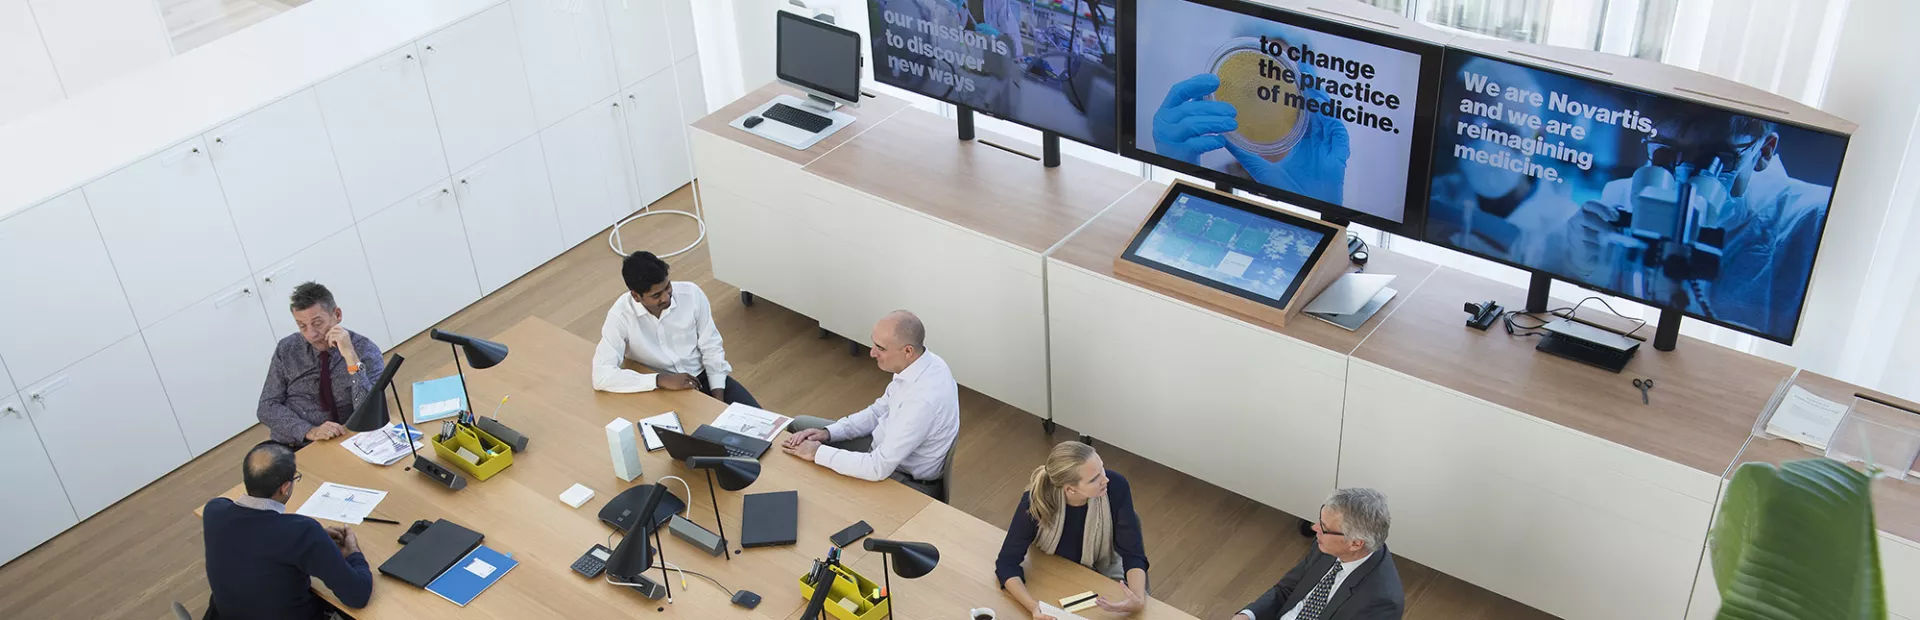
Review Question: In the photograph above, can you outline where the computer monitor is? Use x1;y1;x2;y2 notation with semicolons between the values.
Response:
1119;0;1444;238
867;0;1121;150
778;11;864;109
1422;49;1850;345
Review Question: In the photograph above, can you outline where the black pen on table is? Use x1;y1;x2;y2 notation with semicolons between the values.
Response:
364;517;401;525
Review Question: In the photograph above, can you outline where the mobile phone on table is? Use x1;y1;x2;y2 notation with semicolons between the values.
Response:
829;520;873;548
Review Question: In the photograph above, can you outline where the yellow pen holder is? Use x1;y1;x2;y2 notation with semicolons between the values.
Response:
798;563;889;620
429;423;514;481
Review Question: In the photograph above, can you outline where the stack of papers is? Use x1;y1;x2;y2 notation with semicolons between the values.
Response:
1765;386;1849;450
293;482;388;524
711;403;792;443
344;423;426;466
638;411;683;451
1039;603;1090;620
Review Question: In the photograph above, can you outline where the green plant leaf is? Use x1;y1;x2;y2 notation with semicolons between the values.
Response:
1713;458;1883;620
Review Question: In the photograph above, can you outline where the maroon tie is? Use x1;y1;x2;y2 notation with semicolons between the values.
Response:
317;350;339;423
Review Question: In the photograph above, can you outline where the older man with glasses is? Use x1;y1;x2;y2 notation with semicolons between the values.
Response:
201;442;373;619
1233;488;1403;620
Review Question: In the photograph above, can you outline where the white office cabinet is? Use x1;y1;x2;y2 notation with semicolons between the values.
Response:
675;55;709;123
26;0;170;96
511;0;619;129
254;226;394;350
143;280;275;456
24;336;189;519
358;182;481;340
623;70;694;206
420;5;540;172
85;138;251;328
316;45;450;221
663;0;695;62
0;0;65;124
0;390;78;566
206;90;356;268
0;191;138;387
603;0;671;89
544;97;637;242
452;137;564;294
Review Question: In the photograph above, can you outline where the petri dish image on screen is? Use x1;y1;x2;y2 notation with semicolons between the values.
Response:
1208;36;1306;163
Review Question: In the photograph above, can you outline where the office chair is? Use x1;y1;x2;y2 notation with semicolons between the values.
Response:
935;444;956;504
170;601;193;620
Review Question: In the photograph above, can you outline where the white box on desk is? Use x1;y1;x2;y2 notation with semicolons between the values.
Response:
606;417;641;482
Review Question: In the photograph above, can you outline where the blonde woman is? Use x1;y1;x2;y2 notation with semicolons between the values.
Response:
995;442;1149;619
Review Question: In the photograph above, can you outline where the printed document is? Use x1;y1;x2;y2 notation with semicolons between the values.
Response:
711;403;792;443
294;482;389;525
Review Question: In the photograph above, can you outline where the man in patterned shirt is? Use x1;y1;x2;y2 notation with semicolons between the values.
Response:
257;282;385;447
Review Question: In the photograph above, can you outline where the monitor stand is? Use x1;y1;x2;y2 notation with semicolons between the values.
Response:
800;93;841;114
1522;272;1682;352
954;107;1061;168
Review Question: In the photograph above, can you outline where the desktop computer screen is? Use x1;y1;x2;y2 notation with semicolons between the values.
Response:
1122;182;1340;309
866;0;1120;150
1423;50;1850;344
1120;0;1443;238
778;11;864;106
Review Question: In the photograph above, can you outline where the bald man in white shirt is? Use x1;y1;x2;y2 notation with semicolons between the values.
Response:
782;310;959;499
591;251;760;407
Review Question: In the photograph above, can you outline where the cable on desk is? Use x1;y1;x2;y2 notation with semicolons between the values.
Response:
661;561;736;597
1500;296;1648;339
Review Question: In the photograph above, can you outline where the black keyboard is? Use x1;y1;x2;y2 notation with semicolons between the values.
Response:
724;446;755;459
765;103;833;133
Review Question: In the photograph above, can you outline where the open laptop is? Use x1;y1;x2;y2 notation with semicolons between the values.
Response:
656;425;771;460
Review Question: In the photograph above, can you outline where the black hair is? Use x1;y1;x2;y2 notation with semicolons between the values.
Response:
621;251;671;295
289;281;337;313
243;442;298;498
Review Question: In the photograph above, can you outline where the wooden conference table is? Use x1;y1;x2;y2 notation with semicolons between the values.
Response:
204;317;1195;620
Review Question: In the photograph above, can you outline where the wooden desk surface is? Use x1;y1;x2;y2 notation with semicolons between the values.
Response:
803;106;1146;254
1047;180;1441;356
201;317;933;618
691;82;912;168
816;501;1198;620
1352;267;1792;476
1735;371;1920;542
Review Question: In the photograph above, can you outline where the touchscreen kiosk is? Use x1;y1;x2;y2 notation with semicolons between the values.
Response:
1116;181;1347;327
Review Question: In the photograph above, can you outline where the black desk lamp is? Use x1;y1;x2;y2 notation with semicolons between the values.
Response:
686;456;760;559
344;354;466;490
863;538;939;620
428;328;526;452
606;482;676;602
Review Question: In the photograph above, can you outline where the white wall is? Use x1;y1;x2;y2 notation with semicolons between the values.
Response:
0;0;174;126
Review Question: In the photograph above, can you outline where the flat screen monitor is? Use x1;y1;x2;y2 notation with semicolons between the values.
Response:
1120;0;1443;237
1122;182;1340;310
866;0;1120;150
778;11;864;107
1423;50;1850;344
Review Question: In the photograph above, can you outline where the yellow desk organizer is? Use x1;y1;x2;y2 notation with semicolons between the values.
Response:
798;562;889;620
430;423;514;481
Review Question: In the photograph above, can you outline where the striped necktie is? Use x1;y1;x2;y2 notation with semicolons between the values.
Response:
1298;561;1342;620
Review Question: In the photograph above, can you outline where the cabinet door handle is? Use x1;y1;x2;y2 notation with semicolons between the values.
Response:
29;376;72;404
418;187;451;206
458;167;489;189
262;262;297;285
161;144;202;166
215;286;255;308
1;403;20;419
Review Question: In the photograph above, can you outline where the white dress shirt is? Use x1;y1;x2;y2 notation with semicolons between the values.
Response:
1245;551;1374;620
591;282;733;393
819;351;960;482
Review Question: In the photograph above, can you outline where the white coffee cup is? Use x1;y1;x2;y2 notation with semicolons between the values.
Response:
968;607;997;620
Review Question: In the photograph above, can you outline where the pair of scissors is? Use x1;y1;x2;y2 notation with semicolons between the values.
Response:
1632;378;1655;405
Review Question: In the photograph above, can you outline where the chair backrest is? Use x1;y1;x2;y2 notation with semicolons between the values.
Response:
936;442;957;504
170;601;193;620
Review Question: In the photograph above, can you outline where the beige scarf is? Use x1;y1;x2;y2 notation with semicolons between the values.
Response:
1036;489;1120;579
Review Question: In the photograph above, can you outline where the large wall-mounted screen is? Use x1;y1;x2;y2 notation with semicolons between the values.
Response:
1120;0;1443;237
868;0;1120;150
1424;51;1850;344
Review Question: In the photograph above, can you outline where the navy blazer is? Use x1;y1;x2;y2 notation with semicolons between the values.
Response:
1243;544;1403;620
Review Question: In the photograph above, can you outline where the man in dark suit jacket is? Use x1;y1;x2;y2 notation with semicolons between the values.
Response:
1235;488;1402;620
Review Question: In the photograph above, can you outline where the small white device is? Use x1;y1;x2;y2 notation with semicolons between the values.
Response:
560;483;596;508
606;418;642;482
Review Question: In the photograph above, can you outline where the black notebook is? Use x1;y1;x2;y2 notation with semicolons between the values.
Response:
740;490;798;548
379;519;484;588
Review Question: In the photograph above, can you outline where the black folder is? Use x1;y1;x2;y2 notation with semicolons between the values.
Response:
740;491;798;548
378;519;484;588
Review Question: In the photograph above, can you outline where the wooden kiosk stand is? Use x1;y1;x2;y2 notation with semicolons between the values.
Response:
1113;180;1350;328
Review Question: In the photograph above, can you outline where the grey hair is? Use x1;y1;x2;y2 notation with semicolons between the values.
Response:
886;310;926;350
1326;488;1390;553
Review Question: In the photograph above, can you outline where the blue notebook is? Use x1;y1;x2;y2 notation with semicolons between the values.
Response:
424;545;516;607
411;375;468;423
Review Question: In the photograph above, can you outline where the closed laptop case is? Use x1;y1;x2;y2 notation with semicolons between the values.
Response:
740;490;798;547
379;519;484;588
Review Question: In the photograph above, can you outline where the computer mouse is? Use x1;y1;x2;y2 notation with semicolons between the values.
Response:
743;116;764;129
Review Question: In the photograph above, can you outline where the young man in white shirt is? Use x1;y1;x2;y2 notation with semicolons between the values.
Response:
591;251;759;407
781;310;959;499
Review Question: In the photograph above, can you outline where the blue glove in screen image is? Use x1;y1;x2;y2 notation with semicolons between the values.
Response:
868;0;1119;149
1130;0;1430;225
1424;52;1849;344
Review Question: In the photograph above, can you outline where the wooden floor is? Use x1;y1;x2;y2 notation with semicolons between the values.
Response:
160;0;309;53
0;186;1555;620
